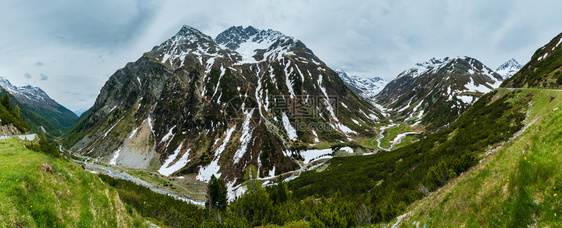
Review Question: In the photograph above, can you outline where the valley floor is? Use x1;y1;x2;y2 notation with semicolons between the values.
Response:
64;149;208;206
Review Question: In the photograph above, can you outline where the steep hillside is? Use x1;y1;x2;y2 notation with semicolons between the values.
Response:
502;32;562;89
288;88;530;224
336;69;388;100
0;138;148;227
376;56;503;130
387;89;562;227
63;25;383;189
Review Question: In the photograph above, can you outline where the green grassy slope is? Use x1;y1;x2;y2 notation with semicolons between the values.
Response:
0;138;148;227
384;88;562;227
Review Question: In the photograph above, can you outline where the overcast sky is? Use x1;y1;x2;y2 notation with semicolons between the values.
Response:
1;0;562;112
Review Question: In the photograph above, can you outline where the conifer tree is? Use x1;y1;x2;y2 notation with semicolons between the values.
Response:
1;93;11;112
206;175;227;211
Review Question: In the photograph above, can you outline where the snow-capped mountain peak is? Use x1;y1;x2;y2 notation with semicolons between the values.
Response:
496;58;522;79
0;77;49;102
175;25;214;43
0;77;17;94
0;76;78;130
152;25;225;67
397;56;502;81
377;56;503;129
336;69;388;100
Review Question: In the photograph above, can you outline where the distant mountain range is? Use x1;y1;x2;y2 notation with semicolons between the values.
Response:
336;69;388;101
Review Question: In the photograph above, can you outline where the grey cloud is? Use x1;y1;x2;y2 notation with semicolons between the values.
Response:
40;73;48;81
35;62;44;67
1;0;161;50
2;0;562;111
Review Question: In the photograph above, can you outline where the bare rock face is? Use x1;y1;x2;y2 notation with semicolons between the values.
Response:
66;25;384;187
0;124;22;136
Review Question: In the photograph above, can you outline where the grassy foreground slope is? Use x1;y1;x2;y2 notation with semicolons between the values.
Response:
385;88;562;227
0;138;148;227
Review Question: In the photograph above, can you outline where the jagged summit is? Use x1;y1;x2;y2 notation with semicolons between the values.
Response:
397;57;451;79
0;77;48;103
176;25;214;42
151;25;226;68
215;26;284;51
496;58;522;79
149;25;313;67
0;77;78;131
216;25;307;64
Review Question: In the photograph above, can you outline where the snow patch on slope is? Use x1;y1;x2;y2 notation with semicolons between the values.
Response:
158;143;191;176
282;112;298;141
300;148;333;164
464;78;492;94
233;109;256;164
197;125;237;182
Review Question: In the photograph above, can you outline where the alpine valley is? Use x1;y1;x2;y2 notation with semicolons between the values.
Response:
2;22;562;227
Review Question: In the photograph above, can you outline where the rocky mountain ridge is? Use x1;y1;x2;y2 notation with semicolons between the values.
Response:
376;56;503;130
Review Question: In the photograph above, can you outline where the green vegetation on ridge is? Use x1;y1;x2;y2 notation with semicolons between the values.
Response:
392;89;562;227
502;33;562;89
0;94;29;133
288;89;527;224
